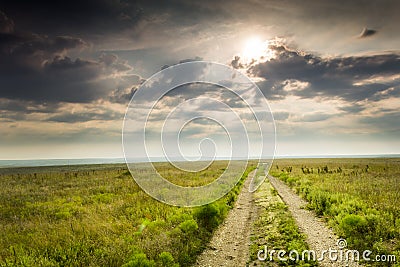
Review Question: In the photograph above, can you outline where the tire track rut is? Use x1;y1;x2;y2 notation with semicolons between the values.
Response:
194;170;257;267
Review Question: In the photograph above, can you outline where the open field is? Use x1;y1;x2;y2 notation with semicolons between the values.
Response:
0;161;256;266
154;161;229;187
271;158;400;265
1;158;398;266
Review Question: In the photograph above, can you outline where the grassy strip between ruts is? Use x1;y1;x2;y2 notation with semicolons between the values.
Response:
249;175;317;266
0;161;256;267
270;158;400;266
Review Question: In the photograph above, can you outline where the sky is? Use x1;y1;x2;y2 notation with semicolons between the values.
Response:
0;0;399;160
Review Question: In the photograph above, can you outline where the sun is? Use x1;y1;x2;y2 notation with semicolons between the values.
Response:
241;37;274;64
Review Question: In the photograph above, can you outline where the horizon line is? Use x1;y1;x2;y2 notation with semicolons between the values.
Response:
1;153;400;161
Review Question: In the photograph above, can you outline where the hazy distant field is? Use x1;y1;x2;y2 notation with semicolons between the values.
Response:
0;161;255;266
271;158;400;265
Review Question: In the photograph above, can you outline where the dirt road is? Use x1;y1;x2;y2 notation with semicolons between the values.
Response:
194;170;257;267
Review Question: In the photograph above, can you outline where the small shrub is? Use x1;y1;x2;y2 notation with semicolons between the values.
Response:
339;214;369;249
179;219;198;234
194;203;221;231
157;252;179;267
123;252;155;267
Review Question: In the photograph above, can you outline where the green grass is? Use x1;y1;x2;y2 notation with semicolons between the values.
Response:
154;160;229;187
271;158;400;266
0;161;256;266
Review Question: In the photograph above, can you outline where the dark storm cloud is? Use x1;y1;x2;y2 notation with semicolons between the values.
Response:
47;110;122;123
254;79;288;101
0;98;60;114
0;1;143;36
135;0;230;28
0;32;87;61
0;98;62;122
140;0;400;30
0;0;228;46
0;53;137;103
338;103;366;113
247;43;400;103
2;0;397;34
0;10;13;33
0;16;139;105
0;27;91;104
359;28;377;38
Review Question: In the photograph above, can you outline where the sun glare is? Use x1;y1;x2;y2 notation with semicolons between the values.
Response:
242;37;274;64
